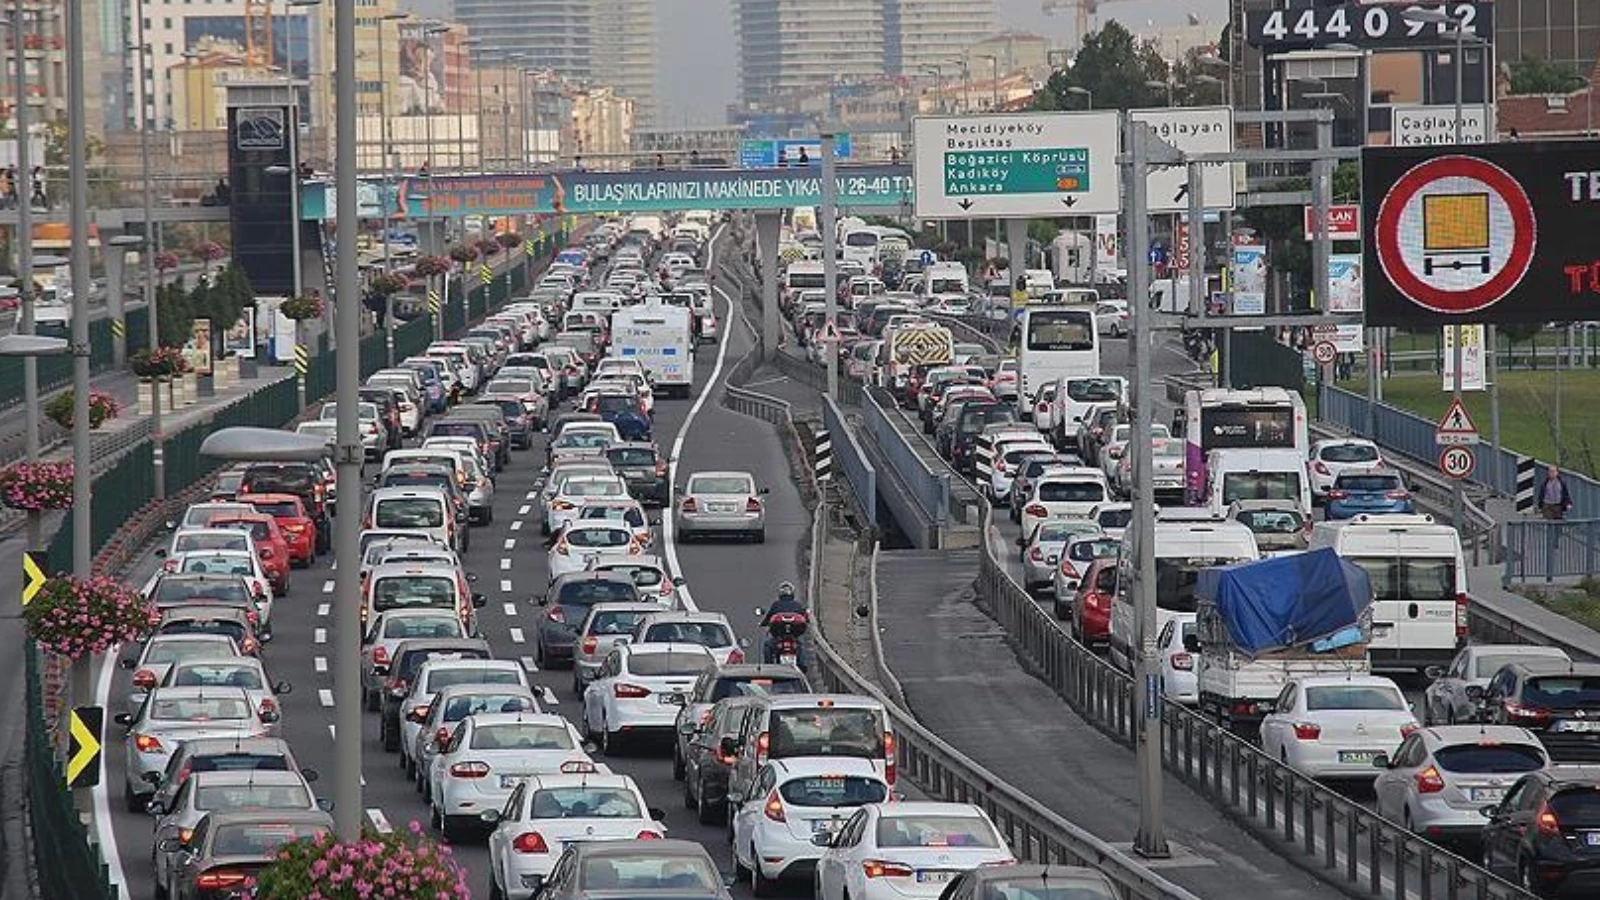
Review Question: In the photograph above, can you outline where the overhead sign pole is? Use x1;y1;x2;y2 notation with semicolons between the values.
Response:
822;133;840;402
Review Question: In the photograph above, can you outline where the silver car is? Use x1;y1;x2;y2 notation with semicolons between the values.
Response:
147;769;322;897
1051;534;1121;616
536;460;616;532
674;470;767;542
571;601;662;694
1018;518;1103;593
119;633;243;717
1373;724;1549;841
361;609;470;709
1422;644;1573;725
117;686;269;812
158;658;291;737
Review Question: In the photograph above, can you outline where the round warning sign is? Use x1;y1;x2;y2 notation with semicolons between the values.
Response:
1438;445;1476;480
1312;341;1338;365
1374;155;1537;315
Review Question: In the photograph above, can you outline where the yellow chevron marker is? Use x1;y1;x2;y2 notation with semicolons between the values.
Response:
66;706;103;788
21;550;46;606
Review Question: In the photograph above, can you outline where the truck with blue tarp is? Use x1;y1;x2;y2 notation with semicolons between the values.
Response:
1194;548;1374;732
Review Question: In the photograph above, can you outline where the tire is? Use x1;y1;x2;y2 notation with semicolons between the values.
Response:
1519;861;1541;898
601;721;621;756
753;529;766;544
672;744;685;781
751;851;779;897
441;813;473;843
488;875;507;900
383;718;399;753
683;772;698;810
124;781;146;814
696;776;720;825
365;689;380;713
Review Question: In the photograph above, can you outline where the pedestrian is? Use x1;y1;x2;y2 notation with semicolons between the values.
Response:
1540;464;1573;520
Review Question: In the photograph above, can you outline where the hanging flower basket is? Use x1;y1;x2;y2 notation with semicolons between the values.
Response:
154;250;181;274
190;240;226;264
368;272;411;297
129;346;189;379
412;255;451;278
496;231;523;251
476;238;503;257
0;460;74;510
45;390;120;430
279;294;325;321
251;822;471;900
23;574;158;659
448;244;480;264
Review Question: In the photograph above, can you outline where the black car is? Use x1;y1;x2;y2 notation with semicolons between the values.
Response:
534;572;641;669
239;462;332;554
377;638;492;750
948;401;1019;474
1482;765;1600;897
605;441;670;506
1483;661;1600;762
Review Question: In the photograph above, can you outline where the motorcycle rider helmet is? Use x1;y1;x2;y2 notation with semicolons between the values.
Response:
777;581;796;600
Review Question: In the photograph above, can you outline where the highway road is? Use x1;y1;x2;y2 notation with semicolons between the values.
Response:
96;227;823;900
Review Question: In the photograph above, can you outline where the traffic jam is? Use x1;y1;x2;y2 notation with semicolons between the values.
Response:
98;213;1127;900
780;215;1600;891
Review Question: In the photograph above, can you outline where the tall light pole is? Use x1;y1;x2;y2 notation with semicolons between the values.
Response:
129;30;164;497
920;65;943;113
979;54;999;109
1066;85;1092;109
331;0;364;836
424;24;449;254
5;5;44;530
377;10;408;273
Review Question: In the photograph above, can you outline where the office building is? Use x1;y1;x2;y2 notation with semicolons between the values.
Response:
1496;0;1600;80
735;0;886;109
451;0;590;79
886;0;994;77
590;0;656;126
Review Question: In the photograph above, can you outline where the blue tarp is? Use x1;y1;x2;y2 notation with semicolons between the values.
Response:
1195;548;1372;655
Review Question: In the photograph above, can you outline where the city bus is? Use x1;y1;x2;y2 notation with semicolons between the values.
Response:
1017;305;1099;412
1181;387;1309;506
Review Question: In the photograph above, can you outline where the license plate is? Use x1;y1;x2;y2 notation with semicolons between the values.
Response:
779;653;797;666
1587;832;1600;847
660;693;685;706
811;819;842;834
711;503;739;513
1553;720;1600;733
916;871;954;885
1471;788;1506;803
1338;751;1378;764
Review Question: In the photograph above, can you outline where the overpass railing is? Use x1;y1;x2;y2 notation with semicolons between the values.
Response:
860;387;951;525
822;395;877;530
1502;519;1600;584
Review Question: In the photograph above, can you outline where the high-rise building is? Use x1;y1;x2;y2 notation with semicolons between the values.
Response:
734;0;886;110
451;0;590;79
590;0;655;126
886;0;994;77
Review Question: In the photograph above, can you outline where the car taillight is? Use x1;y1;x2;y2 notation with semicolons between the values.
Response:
1108;447;1124;459
552;500;575;511
134;733;164;753
260;547;274;559
1456;593;1469;638
245;611;259;626
258;698;279;721
434;726;452;746
553;539;570;556
178;827;194;844
862;860;914;878
756;731;769;764
1401;723;1420;739
655;459;668;476
727;648;745;665
1504;702;1550;725
449;761;490;778
764;790;786;822
681;498;697;513
1292;723;1321;741
283;522;305;533
1060;560;1078;577
373;646;389;665
636;829;663;839
884;731;896;785
513;831;549;853
1169;652;1193;671
746;497;762;513
1024;504;1048;517
581;636;598;654
195;871;250;889
1325;490;1348;500
614;683;651;698
1028;546;1044;562
1385;490;1410;500
1537;801;1562;836
163;559;178;572
1414;765;1445;794
133;669;157;689
546;606;565;622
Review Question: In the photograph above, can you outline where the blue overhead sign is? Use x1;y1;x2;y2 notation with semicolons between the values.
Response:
738;136;853;169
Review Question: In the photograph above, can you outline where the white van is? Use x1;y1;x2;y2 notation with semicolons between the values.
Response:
572;291;625;313
365;487;461;553
1307;514;1465;673
1049;376;1126;448
1203;448;1312;517
920;261;969;300
1109;515;1259;672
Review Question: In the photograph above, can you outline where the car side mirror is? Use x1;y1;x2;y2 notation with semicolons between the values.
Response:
1482;805;1504;820
759;487;771;495
678;720;700;736
648;807;666;822
1424;665;1446;681
479;809;501;824
156;837;186;853
114;713;133;728
316;798;335;811
467;573;480;582
120;658;138;670
1371;753;1390;769
472;593;487;608
1465;685;1485;701
533;594;548;606
301;767;320;782
153;549;167;558
406;708;429;724
719;736;739;757
146;799;168;815
1015;536;1026;548
143;770;164;784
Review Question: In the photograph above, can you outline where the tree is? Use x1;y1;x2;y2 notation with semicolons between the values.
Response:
1033;20;1171;112
156;282;193;347
1506;57;1586;95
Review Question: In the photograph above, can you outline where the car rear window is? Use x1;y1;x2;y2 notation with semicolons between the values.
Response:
642;622;731;647
441;693;536;720
1304;685;1406;711
1432;744;1546;774
189;753;289;774
146;638;238;665
195;783;310;811
875;815;999;848
1068;539;1121;563
1235;510;1305;534
778;775;887;808
627;652;713;677
1039;481;1105;503
768;708;884;759
587;610;650;635
1067;379;1120;403
1552;789;1600;827
1322;443;1380;463
1335;474;1402;492
160;620;249;643
1526;676;1600;706
151;696;252;720
709;675;808;702
689;476;752;494
420;665;523;694
246;500;300;518
374;498;445;529
241;467;315;495
557;580;639;605
471;724;573;750
607;448;658;468
382;616;463;639
172;665;263;689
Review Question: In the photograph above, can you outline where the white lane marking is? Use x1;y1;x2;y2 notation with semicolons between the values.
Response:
518;504;531;515
314;628;327;644
503;602;519;617
321;580;334;594
658;224;733;614
510;520;523;531
314;656;328;673
508;627;526;644
317;603;330;617
318;689;334;707
365;808;394;834
328;724;337;739
500;579;513;593
500;558;512;570
504;538;516;550
91;648;129;894
331;560;337;570
520;656;539;673
525;491;538;500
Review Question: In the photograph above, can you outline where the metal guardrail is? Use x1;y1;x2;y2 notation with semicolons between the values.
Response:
822;396;877;530
771;350;864;407
804;510;1208;900
1502;519;1600;584
972;508;1535;900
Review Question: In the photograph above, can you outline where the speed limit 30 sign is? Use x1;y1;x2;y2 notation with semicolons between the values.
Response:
1438;445;1476;480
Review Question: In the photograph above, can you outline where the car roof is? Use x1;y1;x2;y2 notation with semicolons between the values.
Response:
180;736;293;756
550;570;637;587
369;486;449;501
148;685;252;701
460;711;568;729
1293;674;1402;688
431;682;536;700
584;602;666;616
162;606;252;621
198;809;333;829
145;633;240;646
759;693;885;710
391;638;492;659
573;838;705;858
1417;725;1542;746
876;801;989;818
1510;659;1597;675
638;611;730;625
368;562;460;578
187;769;308;787
622;641;716;657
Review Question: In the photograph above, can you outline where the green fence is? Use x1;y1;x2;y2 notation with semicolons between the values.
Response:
26;644;119;900
0;306;153;410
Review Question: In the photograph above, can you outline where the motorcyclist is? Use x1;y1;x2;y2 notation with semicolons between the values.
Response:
760;582;809;667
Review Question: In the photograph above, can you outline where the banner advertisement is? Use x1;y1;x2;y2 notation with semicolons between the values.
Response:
1230;244;1267;315
1094;214;1118;273
397;23;448;116
1441;324;1486;391
186;318;214;376
226;308;256;359
1327;254;1363;313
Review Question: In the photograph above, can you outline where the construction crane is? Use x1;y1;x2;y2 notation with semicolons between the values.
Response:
1041;0;1141;52
243;0;274;68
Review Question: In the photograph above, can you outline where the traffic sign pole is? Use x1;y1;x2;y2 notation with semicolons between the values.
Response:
1451;322;1465;525
821;133;839;402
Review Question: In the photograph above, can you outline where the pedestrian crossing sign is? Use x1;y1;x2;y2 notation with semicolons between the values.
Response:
1435;397;1480;446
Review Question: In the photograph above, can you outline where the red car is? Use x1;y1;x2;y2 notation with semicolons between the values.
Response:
238;492;318;567
211;514;292;596
1072;558;1118;648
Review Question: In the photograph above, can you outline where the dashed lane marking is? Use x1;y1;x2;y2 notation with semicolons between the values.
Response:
322;580;334;594
314;656;328;673
318;689;334;707
500;558;512;570
314;628;327;644
510;520;523;531
508;627;526;644
503;602;518;617
518;505;531;515
317;603;330;617
520;656;538;673
500;579;513;593
504;538;516;550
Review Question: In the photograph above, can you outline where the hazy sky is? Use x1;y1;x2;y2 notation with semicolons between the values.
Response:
655;0;1230;126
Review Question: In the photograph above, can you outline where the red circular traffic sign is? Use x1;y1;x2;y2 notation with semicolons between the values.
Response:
1374;155;1537;316
1438;445;1476;480
1312;341;1338;364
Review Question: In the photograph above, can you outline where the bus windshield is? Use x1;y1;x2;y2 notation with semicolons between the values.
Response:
1026;311;1095;351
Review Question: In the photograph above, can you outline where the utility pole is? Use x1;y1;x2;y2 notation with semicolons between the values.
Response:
821;132;839;401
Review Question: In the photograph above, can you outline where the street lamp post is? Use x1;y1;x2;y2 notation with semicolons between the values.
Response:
1066;85;1092;109
5;5;45;532
376;11;409;365
920;65;944;113
266;162;306;408
463;37;483;170
979;54;999;109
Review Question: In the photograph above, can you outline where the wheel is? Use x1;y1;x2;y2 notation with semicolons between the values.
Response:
683;772;698;810
751;849;779;897
752;529;766;544
480;508;494;525
601;720;621;756
672;744;685;781
383;719;399;753
365;689;380;712
124;781;146;814
441;812;472;843
730;840;749;879
1519;860;1542;898
696;775;720;825
488;876;507;900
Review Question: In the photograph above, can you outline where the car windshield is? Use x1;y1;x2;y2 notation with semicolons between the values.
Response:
690;476;752;495
532;787;642;819
557;431;611;449
1222;473;1302;504
779;775;888;807
1068;539;1121;562
382;616;463;639
709;675;808;701
210;823;330;856
172;665;263;689
606;448;658;468
373;576;456;611
194;783;310;811
215;520;272;542
1526;676;1600;706
557;581;638;605
441;693;535;720
246;500;300;518
564;527;631;548
628;652;712;677
875;815;999;848
642;622;731;647
146;639;238;665
1235;510;1305;534
150;696;253;720
595;395;636;416
1036;521;1099;544
1336;474;1402;493
1039;481;1105;503
1303;685;1406;711
383;472;452;491
579;855;717;890
471;724;573;750
374;499;444;529
488;380;533;394
1322;443;1380;463
424;668;522;691
1432;744;1546;774
769;708;883;758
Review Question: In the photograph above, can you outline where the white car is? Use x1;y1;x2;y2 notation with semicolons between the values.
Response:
574;498;653;550
483;769;666;900
141;550;275;615
586;555;683;608
119;632;243;717
411;684;542;799
731;758;892;893
1094;300;1129;337
1308;438;1385;500
536;462;616;533
1157;613;1199;705
163;526;256;560
1018;518;1102;592
361;609;469;708
1018;468;1111;540
1259;675;1419;780
1098;423;1169;481
547;522;642;584
543;475;630;536
158;656;290;737
629;611;742;666
1086;502;1134;541
986;439;1054;505
813;802;1013;900
427;711;594;839
398;659;532;779
581;642;716;754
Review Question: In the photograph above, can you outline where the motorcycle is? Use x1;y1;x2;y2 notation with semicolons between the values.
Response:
754;606;808;668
